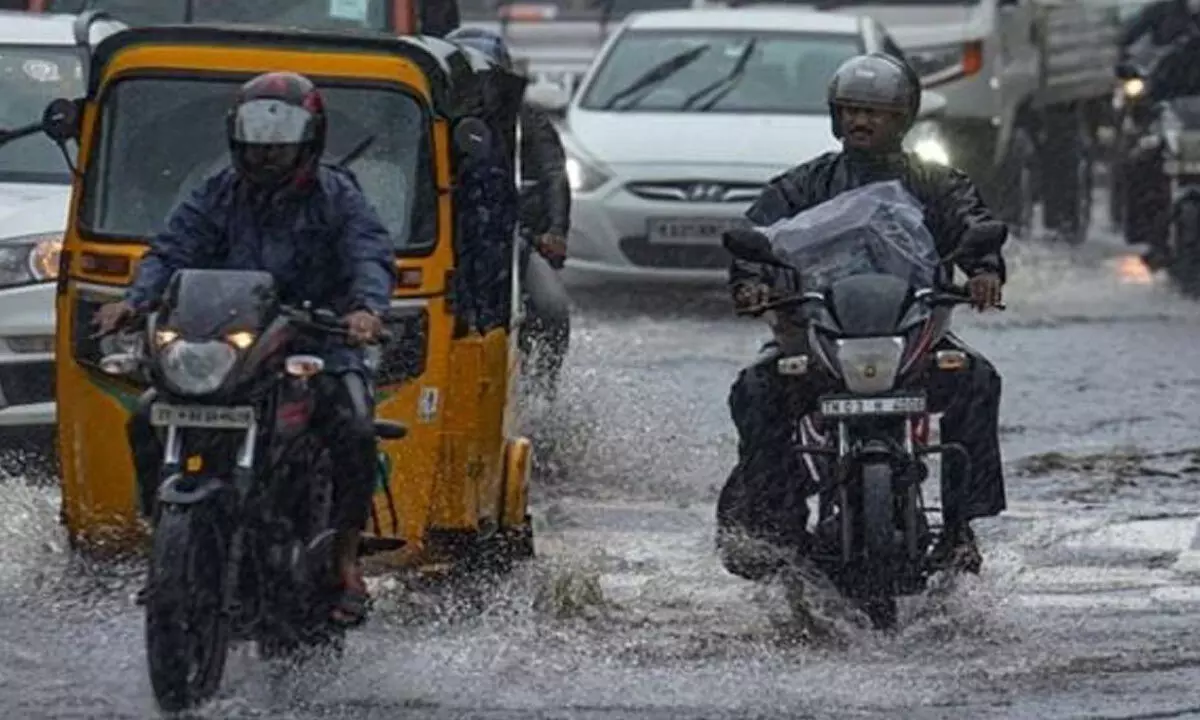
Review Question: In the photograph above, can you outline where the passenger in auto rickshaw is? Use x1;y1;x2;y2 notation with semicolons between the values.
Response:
92;71;395;627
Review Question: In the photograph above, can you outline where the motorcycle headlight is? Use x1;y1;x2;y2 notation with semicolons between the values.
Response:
0;233;62;288
1123;78;1145;98
160;340;239;396
834;337;906;394
907;120;952;166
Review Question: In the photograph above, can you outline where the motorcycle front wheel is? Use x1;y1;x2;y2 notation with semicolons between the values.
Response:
859;462;899;630
145;503;232;712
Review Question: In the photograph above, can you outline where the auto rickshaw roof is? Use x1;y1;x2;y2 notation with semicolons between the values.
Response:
86;23;522;120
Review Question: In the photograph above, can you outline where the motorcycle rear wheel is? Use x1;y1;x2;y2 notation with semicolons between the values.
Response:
145;503;231;712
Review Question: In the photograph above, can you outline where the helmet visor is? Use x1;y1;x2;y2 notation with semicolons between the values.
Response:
231;98;314;145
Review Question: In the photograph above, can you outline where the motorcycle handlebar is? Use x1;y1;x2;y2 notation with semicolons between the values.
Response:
735;284;1005;317
279;305;394;345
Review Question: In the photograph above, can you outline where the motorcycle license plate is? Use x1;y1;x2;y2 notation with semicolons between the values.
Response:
820;396;926;417
150;403;255;429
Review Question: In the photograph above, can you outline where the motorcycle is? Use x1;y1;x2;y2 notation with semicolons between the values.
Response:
721;182;1006;629
98;267;402;713
1115;35;1200;291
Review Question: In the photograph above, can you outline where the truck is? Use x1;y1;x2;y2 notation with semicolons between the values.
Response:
726;0;1126;244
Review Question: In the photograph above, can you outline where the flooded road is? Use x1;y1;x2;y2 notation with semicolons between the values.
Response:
3;219;1200;719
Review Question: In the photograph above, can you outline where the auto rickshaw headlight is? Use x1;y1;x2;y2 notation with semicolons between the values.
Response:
160;340;239;396
0;233;62;288
1123;78;1146;98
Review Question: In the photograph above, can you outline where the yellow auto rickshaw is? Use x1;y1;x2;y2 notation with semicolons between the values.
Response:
5;23;535;572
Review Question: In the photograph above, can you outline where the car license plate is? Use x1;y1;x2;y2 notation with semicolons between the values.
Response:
646;217;744;245
150;403;255;429
820;396;926;417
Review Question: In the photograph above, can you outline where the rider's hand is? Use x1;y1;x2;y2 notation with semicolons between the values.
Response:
344;309;383;346
732;282;772;312
967;272;1003;310
92;300;135;335
536;233;567;263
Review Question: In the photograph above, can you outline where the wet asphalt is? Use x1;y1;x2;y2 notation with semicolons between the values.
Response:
3;202;1200;719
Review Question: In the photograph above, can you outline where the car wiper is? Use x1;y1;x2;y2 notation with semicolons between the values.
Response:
681;39;758;111
600;44;711;111
337;134;376;168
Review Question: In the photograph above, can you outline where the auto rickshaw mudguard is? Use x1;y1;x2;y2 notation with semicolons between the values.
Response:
49;24;535;569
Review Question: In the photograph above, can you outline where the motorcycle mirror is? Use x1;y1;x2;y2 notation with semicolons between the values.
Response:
722;228;787;266
42;97;81;144
1115;62;1141;81
453;116;494;163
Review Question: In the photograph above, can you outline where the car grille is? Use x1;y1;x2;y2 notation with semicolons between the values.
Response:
0;361;55;406
625;180;763;203
618;237;731;269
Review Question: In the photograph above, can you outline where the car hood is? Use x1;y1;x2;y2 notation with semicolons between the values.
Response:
564;110;839;170
0;183;70;239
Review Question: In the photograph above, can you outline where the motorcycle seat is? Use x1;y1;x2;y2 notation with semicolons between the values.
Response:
373;419;408;439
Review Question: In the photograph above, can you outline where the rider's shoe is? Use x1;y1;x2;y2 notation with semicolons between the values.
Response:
929;523;983;575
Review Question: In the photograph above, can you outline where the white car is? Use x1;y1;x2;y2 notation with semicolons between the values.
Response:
533;7;950;285
0;10;124;427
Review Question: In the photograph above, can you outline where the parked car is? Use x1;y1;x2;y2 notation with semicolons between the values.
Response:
531;7;949;285
0;10;123;428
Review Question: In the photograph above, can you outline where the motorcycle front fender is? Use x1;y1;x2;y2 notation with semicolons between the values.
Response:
157;473;230;507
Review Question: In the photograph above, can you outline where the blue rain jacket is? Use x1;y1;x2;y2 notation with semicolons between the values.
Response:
125;165;396;372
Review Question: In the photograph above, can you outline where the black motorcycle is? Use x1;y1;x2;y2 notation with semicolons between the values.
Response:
1116;35;1200;291
723;225;1004;630
99;268;402;712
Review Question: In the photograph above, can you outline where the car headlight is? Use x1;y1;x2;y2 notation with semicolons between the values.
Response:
565;155;611;194
0;233;62;288
907;120;951;166
834;336;906;395
160;340;238;396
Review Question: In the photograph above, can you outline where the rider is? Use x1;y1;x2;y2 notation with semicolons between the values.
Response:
92;71;395;628
716;53;1008;583
446;26;573;391
1120;0;1200;54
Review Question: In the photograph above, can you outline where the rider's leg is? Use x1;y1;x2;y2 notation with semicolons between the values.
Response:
928;335;1005;573
521;250;571;388
126;388;162;520
312;371;379;625
716;349;815;581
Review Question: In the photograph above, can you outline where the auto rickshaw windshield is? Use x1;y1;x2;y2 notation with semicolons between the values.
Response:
80;75;436;253
0;45;83;184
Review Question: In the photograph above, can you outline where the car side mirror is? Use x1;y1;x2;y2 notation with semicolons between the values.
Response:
916;90;948;121
525;82;571;116
722;228;787;266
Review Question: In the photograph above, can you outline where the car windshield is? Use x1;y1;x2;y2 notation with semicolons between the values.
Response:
757;181;940;291
0;45;83;184
44;0;390;30
459;0;694;21
579;29;862;113
81;77;436;254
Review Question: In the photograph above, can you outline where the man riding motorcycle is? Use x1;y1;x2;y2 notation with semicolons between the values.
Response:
1120;0;1200;53
92;71;396;628
716;53;1008;583
446;26;573;393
